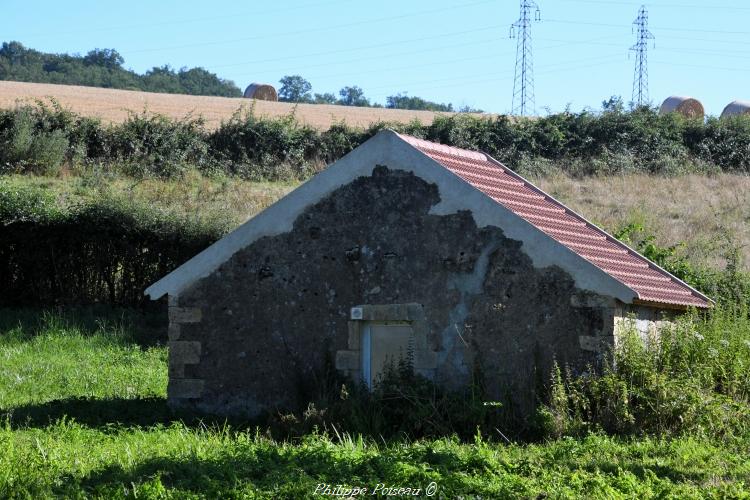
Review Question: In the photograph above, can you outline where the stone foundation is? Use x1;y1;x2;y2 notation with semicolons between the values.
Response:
166;296;204;404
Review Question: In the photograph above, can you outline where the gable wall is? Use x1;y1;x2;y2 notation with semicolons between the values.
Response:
166;166;627;417
147;131;636;304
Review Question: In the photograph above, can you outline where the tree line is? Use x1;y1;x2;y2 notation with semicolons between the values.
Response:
0;41;243;97
277;74;480;112
3;99;750;182
0;41;482;111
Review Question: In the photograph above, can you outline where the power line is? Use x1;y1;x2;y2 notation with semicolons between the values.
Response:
545;18;750;35
365;53;619;94
652;60;750;73
657;33;750;46
208;25;503;70
368;58;624;99
510;0;541;116
539;36;750;55
245;46;508;84
630;5;654;106
238;36;624;101
559;0;750;11
228;36;505;80
252;35;621;96
11;0;355;39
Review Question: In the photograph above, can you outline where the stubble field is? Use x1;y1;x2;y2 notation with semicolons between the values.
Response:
0;80;466;130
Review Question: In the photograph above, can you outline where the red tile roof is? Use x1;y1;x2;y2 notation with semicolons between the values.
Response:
399;134;712;309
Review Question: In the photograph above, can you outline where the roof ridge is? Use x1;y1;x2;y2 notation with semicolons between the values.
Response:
396;133;488;162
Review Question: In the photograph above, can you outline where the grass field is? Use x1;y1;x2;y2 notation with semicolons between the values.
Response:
1;311;749;498
0;81;472;130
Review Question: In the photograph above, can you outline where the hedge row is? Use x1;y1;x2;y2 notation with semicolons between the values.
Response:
0;183;224;306
2;101;750;179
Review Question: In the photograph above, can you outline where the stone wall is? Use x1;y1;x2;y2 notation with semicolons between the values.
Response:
167;166;626;417
614;303;676;345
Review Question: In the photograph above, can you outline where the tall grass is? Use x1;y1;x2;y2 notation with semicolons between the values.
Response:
2;419;747;498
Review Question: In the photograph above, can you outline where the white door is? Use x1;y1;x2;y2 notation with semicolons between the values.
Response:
361;323;413;389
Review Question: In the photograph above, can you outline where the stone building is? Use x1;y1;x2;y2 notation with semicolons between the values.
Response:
145;130;712;417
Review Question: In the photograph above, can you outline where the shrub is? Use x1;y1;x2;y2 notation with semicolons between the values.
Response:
208;109;321;180
686;116;750;172
537;307;750;440
3;101;750;180
0;105;70;175
107;111;211;178
267;351;512;442
614;222;750;307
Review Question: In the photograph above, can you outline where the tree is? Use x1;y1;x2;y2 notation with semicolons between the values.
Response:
178;67;240;97
0;41;28;65
0;41;242;97
83;49;124;69
313;92;337;104
601;96;624;113
458;105;483;113
143;65;181;93
278;75;312;102
338;86;369;107
386;93;453;112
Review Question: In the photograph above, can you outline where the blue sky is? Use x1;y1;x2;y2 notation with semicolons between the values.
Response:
4;0;749;115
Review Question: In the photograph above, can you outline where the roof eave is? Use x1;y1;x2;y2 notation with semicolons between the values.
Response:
632;298;713;311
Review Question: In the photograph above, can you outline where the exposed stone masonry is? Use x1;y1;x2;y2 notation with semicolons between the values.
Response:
166;166;630;417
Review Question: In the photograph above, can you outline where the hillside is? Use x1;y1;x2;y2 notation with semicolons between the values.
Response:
0;42;242;97
0;81;470;130
6;172;749;272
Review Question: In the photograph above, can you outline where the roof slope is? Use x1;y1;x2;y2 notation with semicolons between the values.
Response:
398;134;711;309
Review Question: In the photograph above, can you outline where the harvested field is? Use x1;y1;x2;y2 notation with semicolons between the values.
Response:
0;81;474;130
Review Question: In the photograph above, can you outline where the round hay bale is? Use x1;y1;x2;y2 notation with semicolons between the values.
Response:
659;96;704;119
720;100;750;119
243;83;278;101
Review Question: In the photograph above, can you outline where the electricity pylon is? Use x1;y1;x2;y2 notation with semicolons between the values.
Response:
510;0;541;116
630;5;654;107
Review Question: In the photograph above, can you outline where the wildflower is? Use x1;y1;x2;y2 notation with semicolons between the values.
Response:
693;332;704;341
708;348;718;358
719;339;730;347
